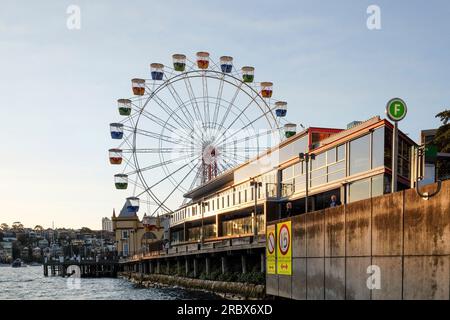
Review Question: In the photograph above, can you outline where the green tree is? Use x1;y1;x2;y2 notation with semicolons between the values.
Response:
80;227;92;234
0;223;9;231
434;110;450;179
434;110;450;152
12;222;24;232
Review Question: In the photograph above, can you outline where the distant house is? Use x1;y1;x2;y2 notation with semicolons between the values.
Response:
38;239;49;249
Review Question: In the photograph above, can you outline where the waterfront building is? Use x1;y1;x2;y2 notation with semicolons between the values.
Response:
102;217;113;232
112;206;169;257
168;116;417;246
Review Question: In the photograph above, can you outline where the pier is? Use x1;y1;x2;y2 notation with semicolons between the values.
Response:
43;258;119;278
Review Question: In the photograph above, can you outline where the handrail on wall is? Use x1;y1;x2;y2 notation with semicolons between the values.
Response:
415;145;442;200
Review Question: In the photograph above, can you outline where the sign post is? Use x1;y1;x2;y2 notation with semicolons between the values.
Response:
266;225;276;274
276;221;292;275
385;98;407;193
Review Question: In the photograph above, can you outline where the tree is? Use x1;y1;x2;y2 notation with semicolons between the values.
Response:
12;222;24;232
434;110;450;152
0;223;9;231
80;227;92;234
34;225;44;232
434;110;450;179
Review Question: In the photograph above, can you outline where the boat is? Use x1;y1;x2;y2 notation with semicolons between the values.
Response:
11;259;23;268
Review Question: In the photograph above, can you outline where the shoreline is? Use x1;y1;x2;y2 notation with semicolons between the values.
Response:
118;272;266;300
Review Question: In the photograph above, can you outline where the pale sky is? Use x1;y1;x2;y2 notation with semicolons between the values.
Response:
0;0;448;229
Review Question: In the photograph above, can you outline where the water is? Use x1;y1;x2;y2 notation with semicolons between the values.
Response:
0;265;220;300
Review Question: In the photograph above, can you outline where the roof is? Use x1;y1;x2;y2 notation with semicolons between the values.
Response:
183;169;234;200
118;199;137;218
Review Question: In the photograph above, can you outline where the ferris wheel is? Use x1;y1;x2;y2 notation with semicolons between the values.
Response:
109;52;294;216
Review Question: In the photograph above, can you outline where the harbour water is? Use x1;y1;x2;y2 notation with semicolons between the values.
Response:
0;265;220;300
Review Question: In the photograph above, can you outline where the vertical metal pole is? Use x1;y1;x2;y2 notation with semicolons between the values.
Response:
305;158;309;213
253;182;258;236
392;122;398;192
201;202;204;245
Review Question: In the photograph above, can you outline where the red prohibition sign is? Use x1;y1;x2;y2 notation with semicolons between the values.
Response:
279;224;290;255
267;232;275;254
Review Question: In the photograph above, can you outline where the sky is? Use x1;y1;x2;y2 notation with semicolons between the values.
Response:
0;0;448;229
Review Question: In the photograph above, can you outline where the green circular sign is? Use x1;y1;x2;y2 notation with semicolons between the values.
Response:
386;98;407;122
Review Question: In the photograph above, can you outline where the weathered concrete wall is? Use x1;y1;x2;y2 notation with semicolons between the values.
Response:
267;180;450;300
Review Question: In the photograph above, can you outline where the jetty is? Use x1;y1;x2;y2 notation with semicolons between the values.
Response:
43;257;119;278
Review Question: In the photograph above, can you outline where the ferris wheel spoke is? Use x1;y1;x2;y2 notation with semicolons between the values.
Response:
216;126;280;151
215;95;259;145
202;71;210;127
150;93;195;135
124;147;198;154
183;75;205;125
126;126;189;146
130;102;180;133
150;160;199;215
126;153;195;175
137;154;202;197
185;164;202;193
217;82;243;130
163;77;197;127
214;103;280;149
211;74;225;132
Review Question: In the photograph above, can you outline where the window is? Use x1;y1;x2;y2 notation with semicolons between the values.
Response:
350;135;370;175
349;174;390;203
372;127;384;168
327;148;336;164
349;178;371;203
311;152;326;170
122;230;129;239
371;174;384;197
337;144;345;161
122;243;129;256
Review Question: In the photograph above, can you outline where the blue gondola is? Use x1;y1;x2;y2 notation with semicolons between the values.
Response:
110;123;124;140
220;56;233;73
150;63;164;80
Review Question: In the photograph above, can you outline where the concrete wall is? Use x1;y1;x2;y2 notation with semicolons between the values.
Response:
266;180;450;300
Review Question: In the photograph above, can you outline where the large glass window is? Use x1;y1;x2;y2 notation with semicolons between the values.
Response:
311;152;326;170
327;148;336;164
337;144;345;161
349;134;370;175
371;174;384;197
349;178;371;202
372;127;384;168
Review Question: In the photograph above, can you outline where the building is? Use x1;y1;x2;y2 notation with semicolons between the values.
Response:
168;116;417;246
420;129;450;185
102;217;113;232
112;205;169;257
0;241;14;262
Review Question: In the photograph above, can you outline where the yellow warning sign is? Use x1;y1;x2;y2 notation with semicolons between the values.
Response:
277;221;292;275
266;224;276;274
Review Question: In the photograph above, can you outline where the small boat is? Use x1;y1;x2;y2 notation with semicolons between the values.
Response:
11;259;23;268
